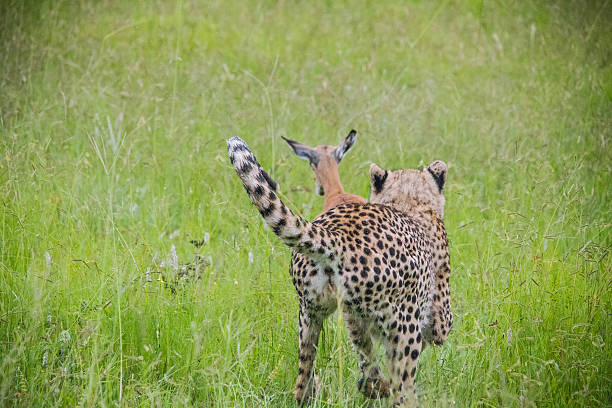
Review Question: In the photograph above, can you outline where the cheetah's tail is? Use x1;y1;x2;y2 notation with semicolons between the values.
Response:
227;137;334;259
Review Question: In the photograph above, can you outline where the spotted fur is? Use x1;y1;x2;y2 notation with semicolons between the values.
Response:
227;137;452;406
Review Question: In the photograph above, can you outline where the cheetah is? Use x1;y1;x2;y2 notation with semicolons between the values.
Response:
227;137;453;406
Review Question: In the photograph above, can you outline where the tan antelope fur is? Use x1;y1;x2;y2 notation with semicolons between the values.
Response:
282;130;366;212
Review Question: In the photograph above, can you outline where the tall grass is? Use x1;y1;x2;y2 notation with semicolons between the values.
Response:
1;0;610;406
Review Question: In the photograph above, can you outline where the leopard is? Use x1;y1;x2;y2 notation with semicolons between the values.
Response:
227;137;453;406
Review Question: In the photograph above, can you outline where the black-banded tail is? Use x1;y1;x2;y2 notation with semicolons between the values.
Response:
227;137;336;259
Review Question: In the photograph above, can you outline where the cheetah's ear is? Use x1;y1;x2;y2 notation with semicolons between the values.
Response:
369;163;388;194
333;130;357;163
281;136;319;166
426;160;447;192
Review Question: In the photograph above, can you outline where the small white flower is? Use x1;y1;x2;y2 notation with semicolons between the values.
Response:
506;327;513;346
169;230;180;239
59;330;71;343
248;252;254;264
204;232;210;245
42;350;48;367
493;33;503;53
45;252;52;269
168;245;178;271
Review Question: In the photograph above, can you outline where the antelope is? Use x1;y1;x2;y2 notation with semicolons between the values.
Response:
281;130;366;212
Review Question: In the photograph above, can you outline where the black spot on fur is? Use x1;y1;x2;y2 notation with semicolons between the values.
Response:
253;185;264;197
240;161;253;174
260;202;275;217
273;218;287;235
257;170;278;191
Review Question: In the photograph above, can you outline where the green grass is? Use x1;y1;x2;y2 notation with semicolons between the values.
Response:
1;0;611;406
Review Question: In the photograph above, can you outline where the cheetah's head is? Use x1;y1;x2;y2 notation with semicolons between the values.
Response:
369;160;447;217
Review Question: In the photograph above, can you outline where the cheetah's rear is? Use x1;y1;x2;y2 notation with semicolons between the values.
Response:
227;137;452;406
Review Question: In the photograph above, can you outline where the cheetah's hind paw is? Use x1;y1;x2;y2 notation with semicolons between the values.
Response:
358;376;390;399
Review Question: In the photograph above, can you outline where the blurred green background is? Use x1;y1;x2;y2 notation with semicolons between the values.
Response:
1;0;610;406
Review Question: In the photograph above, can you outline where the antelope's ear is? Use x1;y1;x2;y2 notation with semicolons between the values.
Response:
333;129;357;163
369;163;388;194
281;136;319;166
426;160;447;192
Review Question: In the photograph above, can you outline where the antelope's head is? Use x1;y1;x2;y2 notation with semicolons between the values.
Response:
282;130;357;196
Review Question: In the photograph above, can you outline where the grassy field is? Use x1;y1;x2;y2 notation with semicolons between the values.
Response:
1;0;611;406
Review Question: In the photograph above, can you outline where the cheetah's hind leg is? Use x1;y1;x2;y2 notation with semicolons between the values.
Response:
345;313;390;399
383;310;422;407
294;304;325;405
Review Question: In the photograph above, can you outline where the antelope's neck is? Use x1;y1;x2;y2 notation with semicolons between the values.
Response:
318;160;345;201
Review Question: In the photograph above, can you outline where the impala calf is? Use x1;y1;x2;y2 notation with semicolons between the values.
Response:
282;130;366;212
